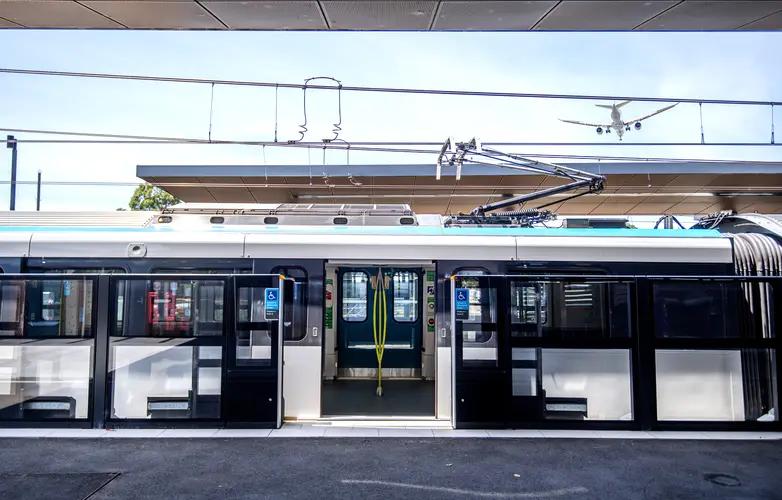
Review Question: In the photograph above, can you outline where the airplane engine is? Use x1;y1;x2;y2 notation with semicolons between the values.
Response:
635;122;642;130
596;127;603;135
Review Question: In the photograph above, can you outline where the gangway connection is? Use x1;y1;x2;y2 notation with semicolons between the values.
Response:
437;137;606;227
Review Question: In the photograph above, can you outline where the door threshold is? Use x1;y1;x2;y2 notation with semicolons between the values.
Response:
289;417;451;428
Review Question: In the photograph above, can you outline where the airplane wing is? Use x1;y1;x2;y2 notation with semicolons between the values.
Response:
558;118;611;128
624;103;678;124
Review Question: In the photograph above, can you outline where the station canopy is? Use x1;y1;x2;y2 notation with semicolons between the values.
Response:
1;1;780;30
137;162;782;216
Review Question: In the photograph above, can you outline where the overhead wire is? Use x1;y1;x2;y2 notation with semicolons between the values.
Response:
6;179;778;192
0;128;779;149
2;67;780;106
0;127;779;165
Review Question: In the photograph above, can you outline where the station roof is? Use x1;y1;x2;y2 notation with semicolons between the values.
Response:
1;1;780;31
137;161;782;216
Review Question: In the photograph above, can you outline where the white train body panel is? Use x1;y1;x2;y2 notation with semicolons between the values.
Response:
0;232;32;257
515;235;732;263
243;232;517;261
28;231;246;259
14;228;733;264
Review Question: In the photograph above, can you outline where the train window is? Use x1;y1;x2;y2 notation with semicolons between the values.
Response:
113;278;224;337
509;278;627;340
510;282;548;325
152;269;249;326
652;281;742;339
235;286;273;367
0;278;95;420
272;267;308;342
454;273;497;343
342;272;368;323
0;279;94;337
392;271;418;323
33;269;126;334
454;269;498;367
0;281;24;336
557;282;605;331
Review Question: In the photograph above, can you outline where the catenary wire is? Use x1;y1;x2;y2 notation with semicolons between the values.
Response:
1;127;779;149
1;128;780;165
4;179;782;193
2;67;781;106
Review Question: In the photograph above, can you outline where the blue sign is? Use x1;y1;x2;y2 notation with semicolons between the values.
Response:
455;288;470;320
63;280;71;297
265;288;279;320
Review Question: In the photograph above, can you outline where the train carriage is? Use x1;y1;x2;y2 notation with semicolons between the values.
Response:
0;203;777;430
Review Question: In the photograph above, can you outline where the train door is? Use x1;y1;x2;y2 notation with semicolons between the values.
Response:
322;265;435;418
225;275;284;428
337;266;422;373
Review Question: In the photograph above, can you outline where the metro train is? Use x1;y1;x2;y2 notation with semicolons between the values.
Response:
0;203;777;428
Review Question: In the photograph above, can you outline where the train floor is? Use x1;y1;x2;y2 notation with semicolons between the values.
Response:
321;379;435;417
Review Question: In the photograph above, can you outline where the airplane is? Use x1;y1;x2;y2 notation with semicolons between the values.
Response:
558;100;678;140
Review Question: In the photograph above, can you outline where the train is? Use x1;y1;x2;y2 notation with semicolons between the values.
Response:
0;203;777;428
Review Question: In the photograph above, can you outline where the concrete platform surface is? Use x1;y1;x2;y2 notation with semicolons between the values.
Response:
0;438;780;499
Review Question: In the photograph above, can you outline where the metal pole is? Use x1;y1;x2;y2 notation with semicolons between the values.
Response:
664;215;674;229
36;170;41;211
7;135;17;211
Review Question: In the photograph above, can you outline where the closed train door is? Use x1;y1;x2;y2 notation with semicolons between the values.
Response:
337;267;422;373
225;275;284;428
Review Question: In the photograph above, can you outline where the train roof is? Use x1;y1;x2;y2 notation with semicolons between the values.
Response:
0;204;722;238
0;224;722;238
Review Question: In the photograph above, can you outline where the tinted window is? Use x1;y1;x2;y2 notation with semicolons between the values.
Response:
653;282;741;339
113;278;225;337
0;278;94;338
509;280;630;339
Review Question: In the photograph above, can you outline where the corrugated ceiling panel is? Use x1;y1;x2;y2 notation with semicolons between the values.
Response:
322;1;437;30
0;0;123;28
84;1;224;30
433;0;555;30
534;0;677;30
203;1;326;29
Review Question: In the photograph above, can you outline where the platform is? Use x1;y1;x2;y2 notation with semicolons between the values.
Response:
0;425;780;440
0;429;780;500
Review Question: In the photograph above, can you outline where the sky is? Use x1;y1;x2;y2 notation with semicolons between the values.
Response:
0;29;781;222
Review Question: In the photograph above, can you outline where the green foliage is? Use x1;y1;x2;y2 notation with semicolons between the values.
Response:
117;183;180;211
625;223;637;229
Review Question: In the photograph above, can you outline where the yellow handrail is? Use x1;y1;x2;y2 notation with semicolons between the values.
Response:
373;268;387;396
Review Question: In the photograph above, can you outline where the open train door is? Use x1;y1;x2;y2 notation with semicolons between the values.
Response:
225;275;284;428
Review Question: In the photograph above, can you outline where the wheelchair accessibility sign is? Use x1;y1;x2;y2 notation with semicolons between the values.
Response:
265;288;279;320
455;288;470;320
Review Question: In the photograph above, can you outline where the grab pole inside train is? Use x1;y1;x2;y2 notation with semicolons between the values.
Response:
373;266;387;396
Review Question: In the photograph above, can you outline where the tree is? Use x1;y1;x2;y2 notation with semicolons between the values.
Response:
117;183;180;211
